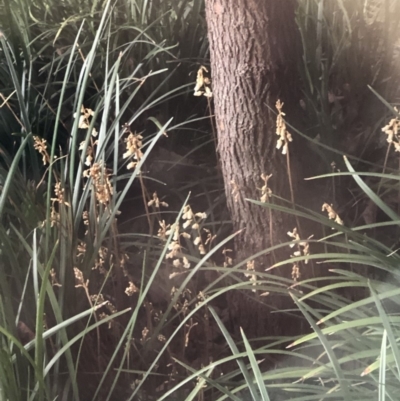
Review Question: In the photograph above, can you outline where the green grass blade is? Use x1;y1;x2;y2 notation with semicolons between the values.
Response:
379;329;387;401
290;293;352;401
369;282;400;378
344;156;399;222
240;327;271;401
209;306;259;401
0;134;31;220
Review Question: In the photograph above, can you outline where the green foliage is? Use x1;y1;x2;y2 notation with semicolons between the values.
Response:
1;0;400;400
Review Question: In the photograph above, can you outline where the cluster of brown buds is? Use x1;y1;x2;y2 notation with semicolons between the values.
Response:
322;203;343;225
244;260;257;292
382;109;400;151
287;228;313;281
157;205;211;273
259;173;273;203
123;124;144;170
83;161;113;206
222;248;233;267
148;192;168;209
33;136;50;165
74;105;98;136
194;66;212;98
276;100;293;155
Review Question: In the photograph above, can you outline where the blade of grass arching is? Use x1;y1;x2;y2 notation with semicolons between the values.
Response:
379;330;387;401
97;119;172;244
290;293;352;401
290;315;400;349
298;281;367;302
10;224;80;400
0;347;20;401
184;367;214;401
269;252;382;272
92;258;149;401
100;196;191;401
315;0;323;67
0;134;31;220
72;106;102;226
32;230;39;304
124;77;192;126
112;73;120;209
209;306;259;401
172;358;242;401
150;229;242;347
344;156;400;222
153;282;265;401
68;0;112;188
368;85;399;116
336;0;352;34
56;157;75;322
131;280;255;401
306;171;400;183
102;70;184;158
159;353;246;401
96;48;122;158
317;287;400;325
363;354;396;379
248;198;350;233
240;328;271;401
0;36;39;177
34;237;58;401
369;282;400;378
45;20;84;258
140;0;150;25
284;117;383;170
24;301;109;353
0;325;41;384
43;307;130;375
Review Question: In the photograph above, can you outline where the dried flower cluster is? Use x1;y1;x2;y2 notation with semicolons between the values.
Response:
33;135;59;226
194;66;212;98
33;136;50;165
382;109;400;152
157;205;210;275
83;161;113;206
276;100;293;155
74;267;87;288
171;287;192;316
79;141;95;166
49;181;70;227
164;223;191;270
244;260;257;292
123;126;144;170
125;281;139;296
259;173;273;203
74;105;98;136
50;268;61;287
287;227;313;281
322;203;343;225
222;248;233;267
148;192;169;209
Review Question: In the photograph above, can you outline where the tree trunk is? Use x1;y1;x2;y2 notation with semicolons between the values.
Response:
205;0;303;337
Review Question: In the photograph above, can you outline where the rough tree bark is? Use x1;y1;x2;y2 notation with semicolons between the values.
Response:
205;0;303;336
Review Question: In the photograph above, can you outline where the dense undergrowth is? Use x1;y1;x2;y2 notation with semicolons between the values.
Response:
1;0;400;400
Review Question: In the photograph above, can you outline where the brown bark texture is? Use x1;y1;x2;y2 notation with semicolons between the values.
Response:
205;0;303;336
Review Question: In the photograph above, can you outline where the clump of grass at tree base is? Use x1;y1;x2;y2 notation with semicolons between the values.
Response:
157;116;400;400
